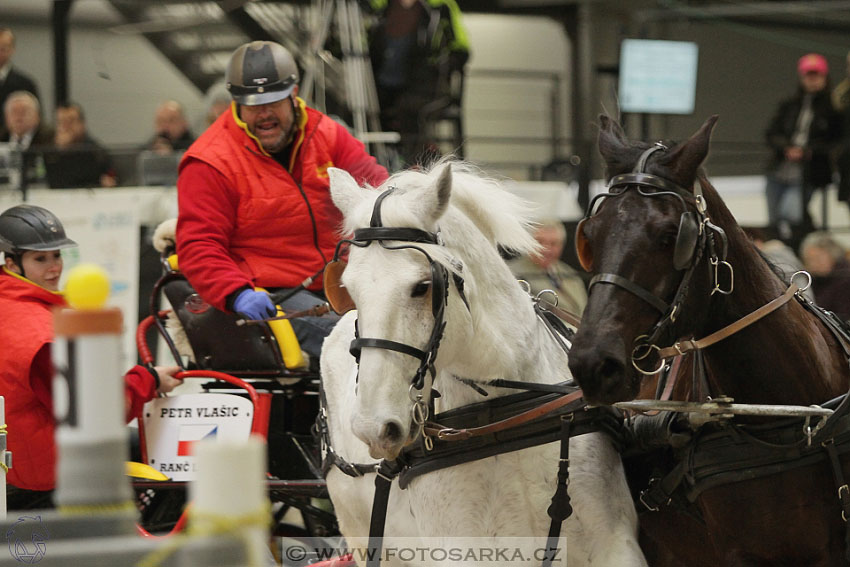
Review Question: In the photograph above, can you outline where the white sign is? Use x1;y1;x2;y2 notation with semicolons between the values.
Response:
141;393;254;481
619;39;699;115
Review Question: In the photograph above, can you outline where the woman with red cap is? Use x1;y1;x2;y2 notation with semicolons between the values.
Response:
764;53;841;249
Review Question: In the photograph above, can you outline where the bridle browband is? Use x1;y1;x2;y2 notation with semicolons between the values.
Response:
580;143;731;375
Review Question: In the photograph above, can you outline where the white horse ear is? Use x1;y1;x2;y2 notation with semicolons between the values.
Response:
400;163;452;224
328;167;364;217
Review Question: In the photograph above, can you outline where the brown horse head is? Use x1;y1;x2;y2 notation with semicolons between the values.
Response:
569;115;719;405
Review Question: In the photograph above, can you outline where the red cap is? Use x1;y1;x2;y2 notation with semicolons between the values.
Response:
798;53;828;75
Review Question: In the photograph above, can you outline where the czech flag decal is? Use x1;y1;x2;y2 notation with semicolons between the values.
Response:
177;424;218;456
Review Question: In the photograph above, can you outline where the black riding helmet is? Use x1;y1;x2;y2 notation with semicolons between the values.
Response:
226;41;301;151
226;41;299;107
0;205;77;275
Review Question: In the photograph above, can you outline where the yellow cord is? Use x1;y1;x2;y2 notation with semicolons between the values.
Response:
58;499;138;516
135;503;272;567
0;424;8;474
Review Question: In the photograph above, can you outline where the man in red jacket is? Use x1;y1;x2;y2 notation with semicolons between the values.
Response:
177;41;389;358
0;204;181;510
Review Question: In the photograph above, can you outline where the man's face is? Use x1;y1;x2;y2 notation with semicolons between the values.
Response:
4;98;38;137
239;95;297;153
0;32;14;68
155;105;188;141
56;107;86;143
532;227;565;269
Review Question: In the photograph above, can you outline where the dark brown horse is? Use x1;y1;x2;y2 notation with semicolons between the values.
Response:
568;115;850;566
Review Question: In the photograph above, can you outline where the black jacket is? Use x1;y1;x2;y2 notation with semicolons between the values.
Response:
765;88;841;189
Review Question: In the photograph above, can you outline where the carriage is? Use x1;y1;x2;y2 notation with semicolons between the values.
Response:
128;228;338;546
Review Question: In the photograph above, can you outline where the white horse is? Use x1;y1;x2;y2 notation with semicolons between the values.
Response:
320;161;646;566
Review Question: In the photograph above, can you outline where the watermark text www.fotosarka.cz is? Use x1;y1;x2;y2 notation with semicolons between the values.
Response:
280;536;569;566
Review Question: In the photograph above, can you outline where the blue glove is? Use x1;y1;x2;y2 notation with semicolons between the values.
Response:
233;289;276;320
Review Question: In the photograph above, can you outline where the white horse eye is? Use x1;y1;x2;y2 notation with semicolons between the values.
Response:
411;280;431;298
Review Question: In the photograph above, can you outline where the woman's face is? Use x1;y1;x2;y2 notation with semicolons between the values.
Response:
800;72;827;93
6;250;63;291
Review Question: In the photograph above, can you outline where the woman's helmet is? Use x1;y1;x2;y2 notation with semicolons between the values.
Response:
0;204;77;255
226;41;299;106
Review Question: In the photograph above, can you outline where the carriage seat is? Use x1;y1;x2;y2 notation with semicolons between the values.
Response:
152;220;307;377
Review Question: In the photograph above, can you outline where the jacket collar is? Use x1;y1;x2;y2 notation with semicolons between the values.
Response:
2;266;67;306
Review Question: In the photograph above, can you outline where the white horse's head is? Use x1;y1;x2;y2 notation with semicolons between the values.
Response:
327;161;538;460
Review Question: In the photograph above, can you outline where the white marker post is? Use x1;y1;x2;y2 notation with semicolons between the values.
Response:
1;396;8;520
52;307;133;510
189;436;269;566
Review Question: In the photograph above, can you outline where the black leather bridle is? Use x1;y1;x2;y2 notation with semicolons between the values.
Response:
330;187;467;396
578;143;730;374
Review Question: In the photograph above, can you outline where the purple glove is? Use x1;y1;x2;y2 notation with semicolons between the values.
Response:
233;289;276;320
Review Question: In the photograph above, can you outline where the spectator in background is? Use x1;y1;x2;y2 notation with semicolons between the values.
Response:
800;231;850;323
743;226;814;300
764;53;841;249
1;90;51;150
44;101;117;188
832;50;850;213
508;219;587;315
367;0;470;166
204;87;231;128
0;27;39;137
147;100;195;154
1;91;51;188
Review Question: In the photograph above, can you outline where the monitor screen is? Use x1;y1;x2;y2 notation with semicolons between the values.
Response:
618;39;699;115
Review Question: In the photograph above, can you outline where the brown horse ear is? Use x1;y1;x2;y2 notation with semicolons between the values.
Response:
661;115;719;190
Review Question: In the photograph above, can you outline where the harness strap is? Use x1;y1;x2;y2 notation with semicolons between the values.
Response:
425;390;584;441
823;439;850;563
590;273;669;314
350;337;427;361
536;300;582;329
639;460;687;512
367;459;401;567
542;417;572;567
658;283;799;359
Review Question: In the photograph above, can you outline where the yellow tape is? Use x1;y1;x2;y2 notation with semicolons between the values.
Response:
135;503;272;567
59;499;138;516
0;424;7;474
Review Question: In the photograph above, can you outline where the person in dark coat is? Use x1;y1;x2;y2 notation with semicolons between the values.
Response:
764;53;841;248
0;28;40;138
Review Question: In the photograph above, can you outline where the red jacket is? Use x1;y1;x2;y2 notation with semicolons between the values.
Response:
0;269;157;491
176;100;389;310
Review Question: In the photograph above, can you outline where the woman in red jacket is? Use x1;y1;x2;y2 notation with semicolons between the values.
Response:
0;204;181;510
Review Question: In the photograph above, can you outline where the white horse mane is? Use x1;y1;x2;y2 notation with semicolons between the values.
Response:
340;159;541;261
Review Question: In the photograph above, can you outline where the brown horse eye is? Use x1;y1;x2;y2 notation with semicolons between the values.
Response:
411;281;431;298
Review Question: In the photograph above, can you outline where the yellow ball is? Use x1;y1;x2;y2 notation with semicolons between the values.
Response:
65;264;111;310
